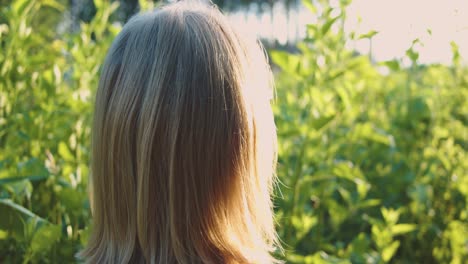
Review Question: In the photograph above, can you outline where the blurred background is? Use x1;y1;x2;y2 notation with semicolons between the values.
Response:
0;0;467;263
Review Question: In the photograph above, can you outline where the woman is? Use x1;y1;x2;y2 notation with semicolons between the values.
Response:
79;1;281;263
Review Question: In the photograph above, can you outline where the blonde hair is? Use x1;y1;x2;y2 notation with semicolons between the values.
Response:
80;1;280;263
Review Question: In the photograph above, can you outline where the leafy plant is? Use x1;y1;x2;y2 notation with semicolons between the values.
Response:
1;0;467;263
0;0;119;262
272;0;468;263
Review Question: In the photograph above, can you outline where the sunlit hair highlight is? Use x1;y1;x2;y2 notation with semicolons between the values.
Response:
79;1;280;263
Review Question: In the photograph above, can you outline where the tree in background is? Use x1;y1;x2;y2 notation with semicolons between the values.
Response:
66;0;301;48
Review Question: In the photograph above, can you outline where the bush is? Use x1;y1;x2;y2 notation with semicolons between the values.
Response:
272;1;468;263
0;0;467;263
0;0;118;262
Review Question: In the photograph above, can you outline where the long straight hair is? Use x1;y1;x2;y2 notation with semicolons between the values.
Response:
79;1;280;263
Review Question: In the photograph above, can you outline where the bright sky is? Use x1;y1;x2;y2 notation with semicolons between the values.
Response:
346;0;468;64
228;0;468;65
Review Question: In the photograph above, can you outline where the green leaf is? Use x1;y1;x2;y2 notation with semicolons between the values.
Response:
5;179;32;200
0;199;47;238
42;0;65;11
292;214;318;243
326;69;346;82
321;16;340;36
357;199;381;209
270;50;289;67
302;0;317;14
79;225;91;246
358;30;379;39
311;114;335;130
382;60;400;71
391;224;416;235
12;0;34;14
353;123;394;146
382;240;400;261
0;175;49;186
406;48;419;62
337;86;351;109
59;188;86;215
29;224;61;255
355;178;370;200
381;207;400;225
408;97;431;121
451;41;460;65
58;142;74;162
338;187;352;204
0;229;7;239
0;199;46;223
347;233;370;254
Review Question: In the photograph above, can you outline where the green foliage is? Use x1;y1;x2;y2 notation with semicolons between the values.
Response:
1;0;467;263
272;1;468;263
0;0;118;262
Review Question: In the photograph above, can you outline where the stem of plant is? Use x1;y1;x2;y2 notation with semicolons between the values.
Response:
284;135;307;245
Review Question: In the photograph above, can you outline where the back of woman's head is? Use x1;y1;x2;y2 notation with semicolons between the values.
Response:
80;1;280;263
